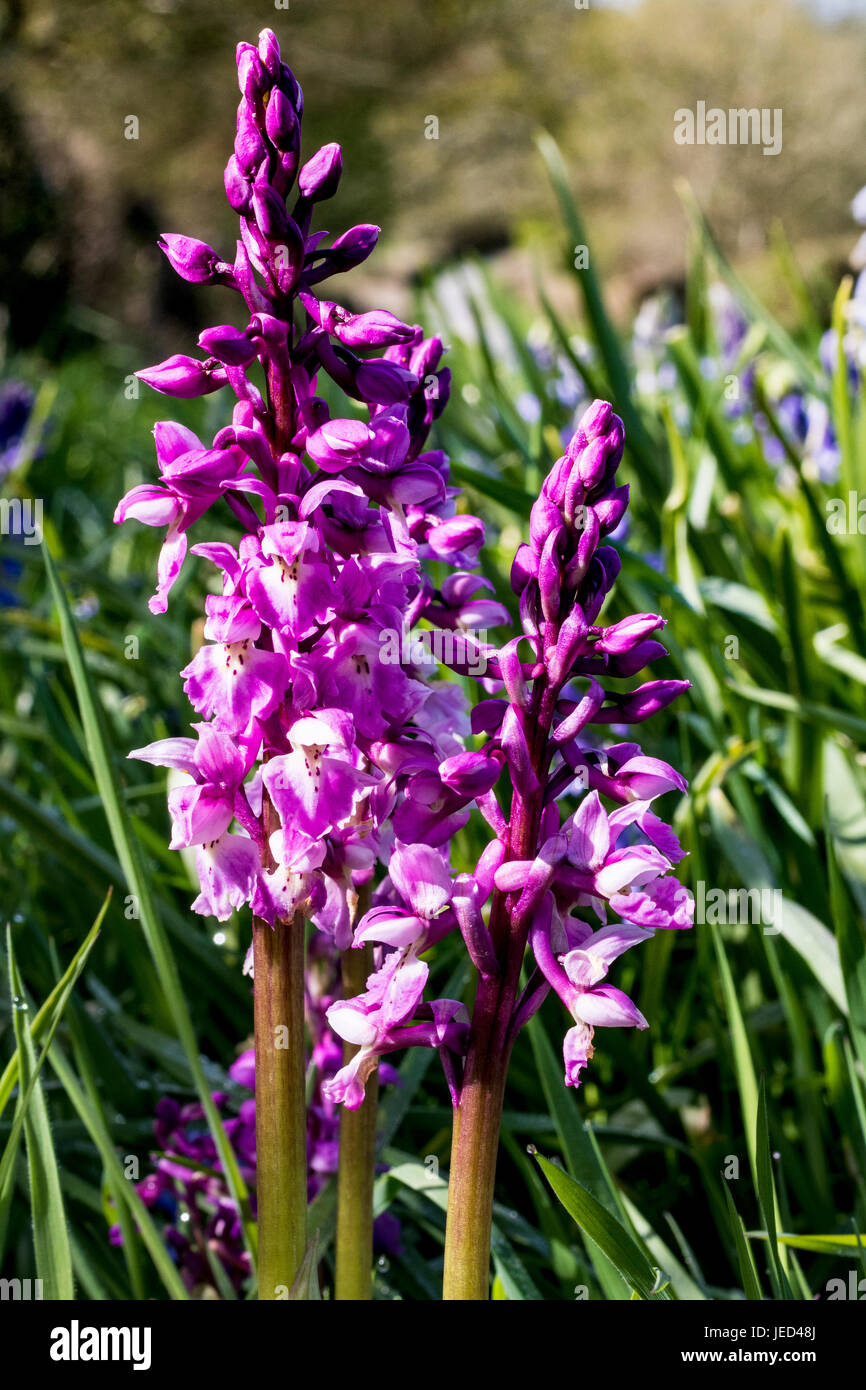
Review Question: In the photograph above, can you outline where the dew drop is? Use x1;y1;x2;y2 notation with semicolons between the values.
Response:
11;996;28;1012
376;1255;390;1272
526;1143;537;1156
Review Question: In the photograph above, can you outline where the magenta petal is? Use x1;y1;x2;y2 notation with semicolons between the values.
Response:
574;983;648;1030
389;842;453;920
128;737;197;775
114;483;181;528
563;1022;594;1088
168;783;234;848
191;833;259;921
150;523;187;615
569;790;611;871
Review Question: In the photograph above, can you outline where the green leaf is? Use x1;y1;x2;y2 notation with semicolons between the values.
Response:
526;1012;630;1298
0;898;108;1120
698;578;777;633
449;459;536;514
727;682;866;740
827;816;866;1077
490;1224;543;1301
42;542;256;1266
776;900;846;1014
620;1192;705;1300
754;1232;866;1258
711;927;759;1182
0;894;108;1198
289;1230;322;1300
46;1036;189;1300
535;131;661;493
531;1149;668;1300
755;1076;794;1299
814;623;866;686
7;926;75;1300
722;1184;764;1300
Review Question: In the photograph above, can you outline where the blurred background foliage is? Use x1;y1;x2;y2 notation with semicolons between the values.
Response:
2;0;866;1301
2;0;866;352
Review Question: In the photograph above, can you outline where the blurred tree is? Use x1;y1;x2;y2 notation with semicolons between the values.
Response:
0;0;863;351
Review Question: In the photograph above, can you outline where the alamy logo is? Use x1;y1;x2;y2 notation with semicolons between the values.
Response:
674;102;782;157
0;496;43;545
49;1320;152;1372
678;883;783;934
379;626;490;677
0;1277;43;1299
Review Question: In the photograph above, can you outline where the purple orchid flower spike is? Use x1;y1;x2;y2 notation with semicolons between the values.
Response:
330;397;692;1298
115;26;497;1300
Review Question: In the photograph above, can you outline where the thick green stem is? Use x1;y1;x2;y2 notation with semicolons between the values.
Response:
441;1013;509;1300
253;909;307;1299
335;941;379;1300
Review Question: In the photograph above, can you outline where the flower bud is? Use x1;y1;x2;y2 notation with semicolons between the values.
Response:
538;531;564;623
265;88;299;153
581;546;621;624
334;310;416;349
594;482;629;535
224;155;251;213
278;63;304;118
409;335;444;379
548;606;589;685
198;325;259;367
272;147;300;196
425;515;484;565
298;142;343;201
304;224;380;284
606;639;668;678
354;359;417;405
529;494;563;555
235;103;267;174
573;398;613;445
439;750;502;798
158;234;224;285
252;184;292;242
571;435;610;491
306;417;373;469
589;679;690;725
542;454;571;507
137;355;226;399
563;509;600;591
597;613;665;655
510;543;537;595
565;400;625;494
236;43;267;100
258;28;281;76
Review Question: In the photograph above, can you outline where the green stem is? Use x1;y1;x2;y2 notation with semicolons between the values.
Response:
441;1007;509;1300
253;909;307;1299
335;941;379;1300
